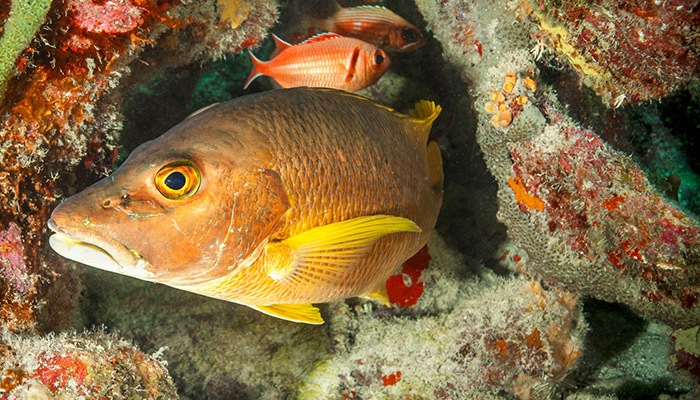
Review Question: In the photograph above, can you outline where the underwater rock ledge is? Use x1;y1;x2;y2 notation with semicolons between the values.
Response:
416;0;700;329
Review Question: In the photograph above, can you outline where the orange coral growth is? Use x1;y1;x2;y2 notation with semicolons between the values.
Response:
504;73;516;92
602;194;626;211
381;371;401;386
508;176;545;211
525;328;542;349
495;339;509;356
523;76;536;91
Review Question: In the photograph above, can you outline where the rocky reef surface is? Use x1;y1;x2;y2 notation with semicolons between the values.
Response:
1;0;699;399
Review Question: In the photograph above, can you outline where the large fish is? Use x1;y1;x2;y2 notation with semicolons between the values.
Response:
48;88;443;324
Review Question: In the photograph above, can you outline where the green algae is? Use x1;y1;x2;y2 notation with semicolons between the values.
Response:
0;0;53;99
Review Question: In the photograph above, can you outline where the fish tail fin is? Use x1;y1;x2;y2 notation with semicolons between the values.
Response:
244;50;266;90
410;100;442;130
302;0;340;30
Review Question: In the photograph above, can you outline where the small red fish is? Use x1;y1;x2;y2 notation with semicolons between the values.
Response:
244;33;390;92
310;4;426;52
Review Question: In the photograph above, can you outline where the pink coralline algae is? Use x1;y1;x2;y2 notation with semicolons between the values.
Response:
68;0;145;34
532;0;700;106
416;0;700;329
0;0;277;332
0;223;30;294
0;330;178;398
508;101;700;328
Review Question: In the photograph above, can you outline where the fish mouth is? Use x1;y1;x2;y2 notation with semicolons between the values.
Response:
47;218;156;281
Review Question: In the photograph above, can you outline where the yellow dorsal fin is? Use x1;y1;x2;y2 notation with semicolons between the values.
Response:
410;100;442;127
266;215;421;291
249;304;323;324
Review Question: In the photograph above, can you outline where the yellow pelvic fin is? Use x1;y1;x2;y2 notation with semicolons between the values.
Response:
267;215;421;289
361;287;390;306
410;100;442;128
249;303;324;325
427;141;444;189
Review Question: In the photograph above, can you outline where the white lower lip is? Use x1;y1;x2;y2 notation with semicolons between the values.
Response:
47;220;155;281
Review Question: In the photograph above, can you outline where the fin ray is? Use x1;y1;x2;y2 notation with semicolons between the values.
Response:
244;50;266;89
267;215;421;290
250;304;323;324
410;100;442;127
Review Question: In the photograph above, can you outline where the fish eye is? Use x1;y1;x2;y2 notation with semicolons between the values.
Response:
373;50;385;66
401;28;419;43
155;161;200;200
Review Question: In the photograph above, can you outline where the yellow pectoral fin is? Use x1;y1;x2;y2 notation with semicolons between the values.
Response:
249;304;323;325
267;215;421;288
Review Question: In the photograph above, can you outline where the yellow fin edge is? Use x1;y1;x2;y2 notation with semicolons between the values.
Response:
249;303;324;324
410;100;442;126
267;215;421;290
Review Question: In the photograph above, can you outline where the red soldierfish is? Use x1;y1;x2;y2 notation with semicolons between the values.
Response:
310;4;426;52
244;33;390;92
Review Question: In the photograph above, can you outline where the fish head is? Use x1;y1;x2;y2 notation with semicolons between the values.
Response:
48;104;289;286
359;45;390;86
389;25;426;52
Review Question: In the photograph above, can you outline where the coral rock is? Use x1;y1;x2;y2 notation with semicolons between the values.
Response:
417;0;700;329
532;0;700;106
0;330;178;398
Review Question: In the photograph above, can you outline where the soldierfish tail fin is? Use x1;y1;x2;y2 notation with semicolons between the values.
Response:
243;50;266;90
410;100;442;128
301;0;340;31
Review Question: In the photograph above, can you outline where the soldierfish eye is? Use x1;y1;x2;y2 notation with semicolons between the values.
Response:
373;50;385;66
154;161;201;200
401;28;419;43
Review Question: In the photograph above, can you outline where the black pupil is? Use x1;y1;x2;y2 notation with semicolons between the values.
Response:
374;52;384;65
402;29;418;42
165;171;186;191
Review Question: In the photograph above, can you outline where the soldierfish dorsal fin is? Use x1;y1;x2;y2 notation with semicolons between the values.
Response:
300;32;343;45
264;215;421;294
355;4;395;14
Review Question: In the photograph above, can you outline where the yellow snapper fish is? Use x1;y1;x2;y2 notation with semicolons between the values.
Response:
47;88;443;324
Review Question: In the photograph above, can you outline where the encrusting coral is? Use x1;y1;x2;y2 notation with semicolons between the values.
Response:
416;0;700;329
0;0;278;332
530;0;699;108
297;234;585;399
0;329;178;398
